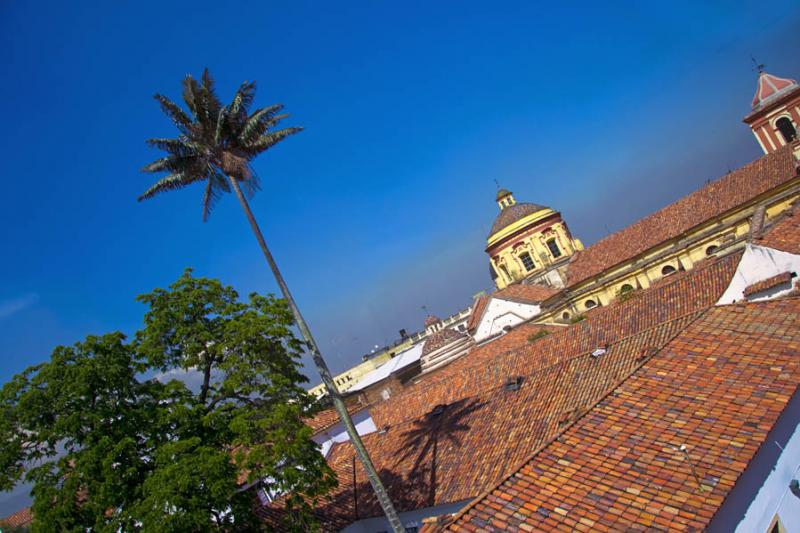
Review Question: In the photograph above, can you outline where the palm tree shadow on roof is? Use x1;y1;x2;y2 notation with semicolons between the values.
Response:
396;398;486;508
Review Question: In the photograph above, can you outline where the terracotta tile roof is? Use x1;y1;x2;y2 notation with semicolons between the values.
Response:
305;396;369;434
0;507;33;528
757;206;800;254
441;298;800;532
298;312;701;528
259;253;741;529
743;271;794;297
369;251;739;431
466;294;490;333
422;327;467;357
566;146;798;287
493;283;560;303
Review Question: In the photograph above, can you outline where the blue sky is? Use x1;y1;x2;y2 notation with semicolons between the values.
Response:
1;0;799;395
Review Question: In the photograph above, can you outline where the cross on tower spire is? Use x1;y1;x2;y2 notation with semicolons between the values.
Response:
751;56;765;74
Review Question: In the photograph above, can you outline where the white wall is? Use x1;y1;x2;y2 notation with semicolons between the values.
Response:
341;498;472;533
473;298;542;343
709;389;800;532
717;244;800;305
313;409;377;458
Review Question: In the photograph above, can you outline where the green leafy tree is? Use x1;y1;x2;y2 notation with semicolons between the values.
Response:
0;270;335;532
138;70;404;530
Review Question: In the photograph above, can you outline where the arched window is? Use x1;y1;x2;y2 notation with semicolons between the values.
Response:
546;239;562;258
519;252;536;272
661;265;677;276
584;299;597;310
705;245;718;256
776;117;797;143
561;312;570;320
619;284;634;294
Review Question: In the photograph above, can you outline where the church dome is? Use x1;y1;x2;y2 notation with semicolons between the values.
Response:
752;71;799;110
489;202;550;237
422;327;465;357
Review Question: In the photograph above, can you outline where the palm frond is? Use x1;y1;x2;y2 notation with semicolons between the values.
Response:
239;105;284;144
182;75;200;117
197;69;222;134
201;171;231;221
138;172;195;201
154;94;193;134
141;155;200;174
214;106;227;145
229;81;257;118
243;127;303;154
146;137;201;157
239;173;261;199
201;68;216;97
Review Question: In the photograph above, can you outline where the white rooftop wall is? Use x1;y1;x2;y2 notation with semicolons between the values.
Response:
349;343;424;392
473;298;542;343
312;408;377;458
716;244;800;305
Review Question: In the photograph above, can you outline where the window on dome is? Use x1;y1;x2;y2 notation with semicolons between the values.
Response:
619;284;634;294
546;238;562;258
584;299;597;310
661;265;677;276
705;245;719;256
776;117;797;143
519;252;535;272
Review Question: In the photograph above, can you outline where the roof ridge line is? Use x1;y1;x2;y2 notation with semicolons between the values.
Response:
716;293;800;309
435;307;713;531
372;308;710;443
376;303;717;424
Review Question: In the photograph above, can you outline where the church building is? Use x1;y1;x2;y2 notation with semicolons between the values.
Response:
482;69;800;325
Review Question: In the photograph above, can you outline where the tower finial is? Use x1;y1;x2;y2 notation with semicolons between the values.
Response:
751;56;765;74
493;178;501;190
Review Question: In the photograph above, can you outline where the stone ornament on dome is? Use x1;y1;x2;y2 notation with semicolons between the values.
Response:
424;315;442;328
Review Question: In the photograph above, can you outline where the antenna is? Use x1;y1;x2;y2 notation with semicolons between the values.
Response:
751;56;765;74
675;444;705;490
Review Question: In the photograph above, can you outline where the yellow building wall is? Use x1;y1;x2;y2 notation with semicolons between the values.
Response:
307;337;415;398
535;180;800;322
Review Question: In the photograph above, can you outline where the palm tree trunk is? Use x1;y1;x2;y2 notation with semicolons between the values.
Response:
226;176;405;533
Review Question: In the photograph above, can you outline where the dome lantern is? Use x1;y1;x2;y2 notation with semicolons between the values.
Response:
496;188;516;210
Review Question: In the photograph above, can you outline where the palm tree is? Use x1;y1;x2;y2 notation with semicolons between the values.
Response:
139;69;404;533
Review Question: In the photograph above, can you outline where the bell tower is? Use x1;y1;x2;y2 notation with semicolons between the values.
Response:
743;69;800;154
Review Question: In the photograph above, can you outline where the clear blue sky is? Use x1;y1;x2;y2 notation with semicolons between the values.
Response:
1;0;800;390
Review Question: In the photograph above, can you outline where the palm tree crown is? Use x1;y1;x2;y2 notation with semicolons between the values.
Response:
140;68;301;220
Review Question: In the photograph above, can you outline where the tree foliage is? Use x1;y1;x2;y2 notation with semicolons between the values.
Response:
0;270;335;532
139;69;302;221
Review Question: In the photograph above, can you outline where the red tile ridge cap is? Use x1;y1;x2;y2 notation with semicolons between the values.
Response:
743;271;795;297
